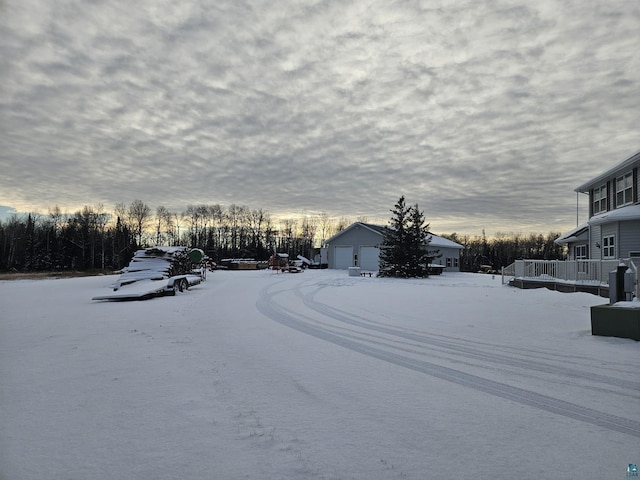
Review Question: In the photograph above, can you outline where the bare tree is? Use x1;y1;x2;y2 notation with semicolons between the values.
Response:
318;211;331;246
196;205;209;246
247;208;270;256
128;200;152;246
279;218;298;253
185;205;200;247
301;216;317;258
227;204;247;252
155;206;169;246
334;216;351;233
94;203;109;269
48;205;64;235
208;204;224;252
171;212;183;245
114;203;128;228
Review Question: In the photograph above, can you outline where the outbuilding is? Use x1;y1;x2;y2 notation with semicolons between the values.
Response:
325;222;464;272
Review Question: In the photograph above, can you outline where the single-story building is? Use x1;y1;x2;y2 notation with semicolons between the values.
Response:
325;222;464;272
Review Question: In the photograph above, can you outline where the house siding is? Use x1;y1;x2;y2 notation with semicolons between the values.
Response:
590;224;601;260
435;246;462;271
620;220;640;257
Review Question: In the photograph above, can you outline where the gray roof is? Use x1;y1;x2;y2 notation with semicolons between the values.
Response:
326;222;464;249
554;223;589;245
575;150;640;193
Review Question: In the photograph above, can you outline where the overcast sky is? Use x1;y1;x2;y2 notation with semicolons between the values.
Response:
1;0;638;236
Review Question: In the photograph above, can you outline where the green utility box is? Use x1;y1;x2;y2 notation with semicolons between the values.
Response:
591;304;640;341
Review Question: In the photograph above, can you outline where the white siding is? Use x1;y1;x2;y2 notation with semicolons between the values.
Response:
359;246;380;271
590;224;601;260
431;246;462;272
620;221;640;257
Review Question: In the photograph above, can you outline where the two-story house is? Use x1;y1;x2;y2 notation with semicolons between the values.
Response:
556;150;640;261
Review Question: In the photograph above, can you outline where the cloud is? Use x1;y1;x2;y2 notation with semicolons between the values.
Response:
0;205;18;222
0;0;639;235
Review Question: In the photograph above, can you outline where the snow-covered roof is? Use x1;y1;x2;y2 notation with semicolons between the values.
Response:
326;222;464;249
575;150;640;193
587;203;640;226
324;222;385;243
554;223;589;245
428;234;464;250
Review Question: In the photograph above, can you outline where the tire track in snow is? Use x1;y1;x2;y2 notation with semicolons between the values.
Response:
296;284;640;396
256;281;640;439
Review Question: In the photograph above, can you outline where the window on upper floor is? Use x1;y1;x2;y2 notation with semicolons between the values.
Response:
615;172;633;208
593;184;607;214
602;235;615;259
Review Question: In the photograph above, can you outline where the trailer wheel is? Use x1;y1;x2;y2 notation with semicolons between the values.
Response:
181;279;189;291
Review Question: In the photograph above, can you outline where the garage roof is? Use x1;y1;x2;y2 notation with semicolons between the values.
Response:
326;222;464;249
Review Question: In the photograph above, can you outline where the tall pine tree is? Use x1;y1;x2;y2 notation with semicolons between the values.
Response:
406;203;433;277
379;196;411;277
379;196;434;278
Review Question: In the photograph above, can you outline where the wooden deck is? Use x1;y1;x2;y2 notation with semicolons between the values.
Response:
508;277;609;298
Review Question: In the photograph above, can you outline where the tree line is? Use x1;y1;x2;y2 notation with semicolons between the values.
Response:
0;201;353;273
0;200;566;273
443;230;565;272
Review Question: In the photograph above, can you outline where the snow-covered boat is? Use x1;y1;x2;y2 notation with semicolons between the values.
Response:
92;246;206;301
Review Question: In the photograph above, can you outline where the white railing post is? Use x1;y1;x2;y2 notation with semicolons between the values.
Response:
599;259;603;284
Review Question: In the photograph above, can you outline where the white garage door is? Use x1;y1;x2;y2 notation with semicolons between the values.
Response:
334;246;353;269
359;246;380;271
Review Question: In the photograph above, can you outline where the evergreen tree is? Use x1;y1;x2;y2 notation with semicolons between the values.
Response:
406;203;433;277
379;196;410;277
379;196;434;278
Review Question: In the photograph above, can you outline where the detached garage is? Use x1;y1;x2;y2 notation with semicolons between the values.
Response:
325;222;464;272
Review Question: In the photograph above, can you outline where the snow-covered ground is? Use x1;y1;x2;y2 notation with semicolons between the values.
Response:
1;270;638;479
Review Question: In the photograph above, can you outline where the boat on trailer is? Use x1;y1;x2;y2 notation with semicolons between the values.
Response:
92;246;206;301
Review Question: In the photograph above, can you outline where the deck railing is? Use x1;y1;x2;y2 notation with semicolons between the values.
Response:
502;258;639;299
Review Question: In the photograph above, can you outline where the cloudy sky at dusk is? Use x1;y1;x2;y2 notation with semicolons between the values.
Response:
1;0;638;236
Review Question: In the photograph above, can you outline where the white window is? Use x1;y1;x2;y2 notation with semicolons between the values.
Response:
615;172;633;208
593;184;607;214
446;257;452;267
602;235;615;259
454;257;459;268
